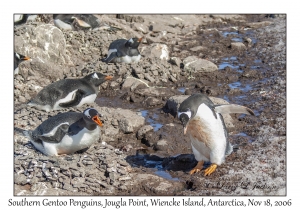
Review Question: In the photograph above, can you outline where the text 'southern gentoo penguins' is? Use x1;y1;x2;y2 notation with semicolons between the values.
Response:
14;52;30;75
14;108;103;156
178;93;254;176
102;37;143;64
27;72;113;112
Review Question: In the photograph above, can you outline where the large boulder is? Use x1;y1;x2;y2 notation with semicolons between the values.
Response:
14;24;72;83
183;56;218;73
140;43;170;60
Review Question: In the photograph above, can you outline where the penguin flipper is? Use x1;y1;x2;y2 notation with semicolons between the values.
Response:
39;123;70;143
102;52;117;63
58;89;86;108
214;104;255;116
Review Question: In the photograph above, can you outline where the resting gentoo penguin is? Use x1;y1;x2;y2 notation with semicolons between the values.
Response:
102;37;143;63
14;14;37;25
14;108;103;156
27;72;113;112
178;93;254;176
14;52;30;75
53;14;120;31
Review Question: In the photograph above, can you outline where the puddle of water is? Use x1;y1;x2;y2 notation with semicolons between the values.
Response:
228;82;252;92
250;65;260;69
218;62;239;70
155;171;179;181
138;110;163;132
145;159;179;181
222;31;239;37
177;87;186;93
223;95;230;102
254;59;261;63
231;38;243;42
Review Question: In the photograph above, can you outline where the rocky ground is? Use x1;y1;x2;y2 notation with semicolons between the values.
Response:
14;14;286;196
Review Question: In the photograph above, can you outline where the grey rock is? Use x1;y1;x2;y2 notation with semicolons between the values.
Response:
14;24;72;81
140;43;170;60
231;42;247;51
117;109;145;133
145;97;163;106
154;139;168;151
169;57;182;66
137;125;154;140
190;46;206;52
183;56;218;72
122;77;148;90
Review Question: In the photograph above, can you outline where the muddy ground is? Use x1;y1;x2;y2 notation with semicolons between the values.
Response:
14;14;286;196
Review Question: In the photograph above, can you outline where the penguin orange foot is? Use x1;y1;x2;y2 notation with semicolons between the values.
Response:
189;161;204;175
204;164;217;176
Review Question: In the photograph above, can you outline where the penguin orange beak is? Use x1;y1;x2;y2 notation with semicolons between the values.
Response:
138;37;143;42
92;115;103;127
105;75;113;80
23;56;30;61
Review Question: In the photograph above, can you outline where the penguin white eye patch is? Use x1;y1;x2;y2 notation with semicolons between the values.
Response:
178;111;192;119
92;73;99;79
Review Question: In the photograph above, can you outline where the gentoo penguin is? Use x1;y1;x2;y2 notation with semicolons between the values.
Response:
27;72;113;112
14;108;103;156
53;14;120;31
178;93;254;176
102;37;143;64
14;14;37;25
14;52;30;75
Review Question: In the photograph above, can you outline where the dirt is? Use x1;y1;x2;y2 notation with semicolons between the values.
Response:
14;14;286;196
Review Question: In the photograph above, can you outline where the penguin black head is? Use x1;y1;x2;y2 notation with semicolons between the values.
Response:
177;109;192;135
83;108;103;127
15;52;30;62
125;37;143;48
84;72;113;87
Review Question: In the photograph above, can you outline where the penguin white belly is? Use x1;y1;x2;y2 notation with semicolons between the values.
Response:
190;137;210;162
76;94;97;107
43;126;101;156
121;55;141;63
14;67;19;75
188;104;227;165
54;19;73;30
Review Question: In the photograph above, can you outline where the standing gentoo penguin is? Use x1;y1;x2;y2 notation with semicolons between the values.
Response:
14;108;103;156
27;72;113;112
102;37;143;64
178;93;254;176
14;52;30;75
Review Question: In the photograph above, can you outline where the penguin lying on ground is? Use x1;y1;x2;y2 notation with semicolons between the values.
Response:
53;14;121;31
14;14;37;25
27;72;113;112
14;52;30;75
14;108;103;156
177;93;254;176
102;37;143;64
